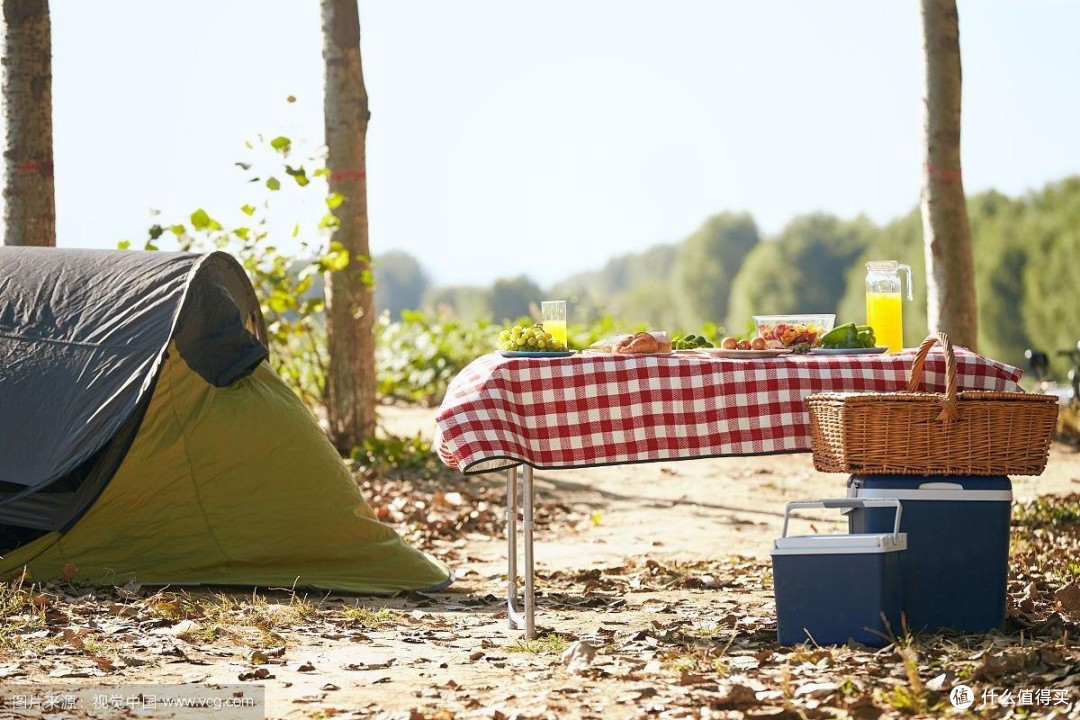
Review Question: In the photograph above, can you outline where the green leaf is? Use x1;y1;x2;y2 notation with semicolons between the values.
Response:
286;94;297;103
292;223;300;238
234;227;250;241
234;162;252;171
361;268;374;287
117;239;131;250
326;192;345;210
319;212;341;230
266;177;281;191
320;241;350;272
170;224;186;236
270;135;291;153
148;224;164;240
144;240;159;251
240;204;256;217
267;289;296;313
190;208;221;231
285;165;309;187
313;168;331;178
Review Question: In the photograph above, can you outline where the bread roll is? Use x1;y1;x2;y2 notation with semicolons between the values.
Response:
613;331;672;354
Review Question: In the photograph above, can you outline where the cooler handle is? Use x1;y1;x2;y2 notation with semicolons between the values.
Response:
781;498;902;539
918;482;963;490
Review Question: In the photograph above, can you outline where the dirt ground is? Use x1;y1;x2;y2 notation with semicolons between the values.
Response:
1;406;1078;719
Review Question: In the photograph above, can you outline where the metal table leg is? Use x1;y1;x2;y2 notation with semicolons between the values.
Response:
505;464;536;638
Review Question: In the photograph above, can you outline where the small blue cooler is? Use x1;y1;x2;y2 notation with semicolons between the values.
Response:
847;475;1012;634
772;498;906;647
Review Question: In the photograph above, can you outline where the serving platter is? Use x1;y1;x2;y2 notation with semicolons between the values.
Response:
500;350;576;358
809;346;889;356
582;349;674;357
696;348;793;359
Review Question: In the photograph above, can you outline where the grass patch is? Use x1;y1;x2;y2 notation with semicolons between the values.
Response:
336;605;402;629
659;645;733;676
1014;495;1080;528
506;632;571;655
0;578;48;653
879;644;927;714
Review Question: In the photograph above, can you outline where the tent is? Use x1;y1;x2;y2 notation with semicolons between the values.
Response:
0;247;451;593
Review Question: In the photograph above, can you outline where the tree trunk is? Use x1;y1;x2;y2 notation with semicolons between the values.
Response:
919;0;977;349
2;0;55;247
321;0;376;453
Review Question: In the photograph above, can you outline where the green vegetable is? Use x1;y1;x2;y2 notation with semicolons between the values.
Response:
672;334;714;350
856;325;877;348
818;322;877;349
819;322;858;349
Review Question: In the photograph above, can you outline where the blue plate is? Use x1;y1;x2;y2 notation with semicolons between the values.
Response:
500;350;576;358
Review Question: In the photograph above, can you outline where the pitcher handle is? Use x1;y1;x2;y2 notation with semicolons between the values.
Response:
899;263;914;301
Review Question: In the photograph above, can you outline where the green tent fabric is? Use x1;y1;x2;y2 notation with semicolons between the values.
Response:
0;248;450;592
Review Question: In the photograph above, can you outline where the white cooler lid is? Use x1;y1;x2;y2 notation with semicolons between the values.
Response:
771;532;907;556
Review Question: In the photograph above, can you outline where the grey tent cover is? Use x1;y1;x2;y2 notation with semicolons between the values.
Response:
0;248;268;499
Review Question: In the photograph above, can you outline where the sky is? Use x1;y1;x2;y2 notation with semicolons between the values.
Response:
11;0;1080;287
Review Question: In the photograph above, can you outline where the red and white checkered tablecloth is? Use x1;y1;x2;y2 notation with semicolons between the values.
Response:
434;348;1025;474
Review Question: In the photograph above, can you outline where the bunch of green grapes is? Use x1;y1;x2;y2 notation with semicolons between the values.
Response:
497;323;568;352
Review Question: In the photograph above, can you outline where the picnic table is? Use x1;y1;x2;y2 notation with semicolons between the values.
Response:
434;347;1025;637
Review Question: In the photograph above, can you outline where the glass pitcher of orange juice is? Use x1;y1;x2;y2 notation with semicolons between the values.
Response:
865;261;913;353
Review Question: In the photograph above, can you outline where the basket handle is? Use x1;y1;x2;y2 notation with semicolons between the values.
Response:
906;332;960;422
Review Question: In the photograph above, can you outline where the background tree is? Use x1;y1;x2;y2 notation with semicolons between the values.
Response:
421;285;491;322
2;0;54;246
553;242;679;325
1017;177;1080;374
322;0;375;452
488;275;542;322
673;213;759;329
373;250;430;320
726;214;872;333
967;190;1028;360
920;0;977;348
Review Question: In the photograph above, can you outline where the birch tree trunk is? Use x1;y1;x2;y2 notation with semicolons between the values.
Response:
920;0;977;349
2;0;55;247
321;0;376;452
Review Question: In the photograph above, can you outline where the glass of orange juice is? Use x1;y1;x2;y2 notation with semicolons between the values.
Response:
541;300;567;348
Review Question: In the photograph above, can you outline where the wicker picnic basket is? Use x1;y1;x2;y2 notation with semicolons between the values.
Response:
806;333;1058;476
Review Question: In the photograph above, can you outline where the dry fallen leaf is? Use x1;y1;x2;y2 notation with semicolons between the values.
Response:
794;681;838;698
0;663;25;679
1055;580;1080;613
238;668;273;681
152;619;200;636
562;640;598;674
90;656;117;672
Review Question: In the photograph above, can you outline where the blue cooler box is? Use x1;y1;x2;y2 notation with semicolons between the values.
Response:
847;475;1012;634
772;498;906;647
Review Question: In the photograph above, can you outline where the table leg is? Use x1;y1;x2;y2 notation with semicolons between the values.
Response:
522;464;536;639
505;465;537;638
506;466;523;630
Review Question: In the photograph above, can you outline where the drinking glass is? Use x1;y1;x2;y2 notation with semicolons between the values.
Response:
541;300;567;348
